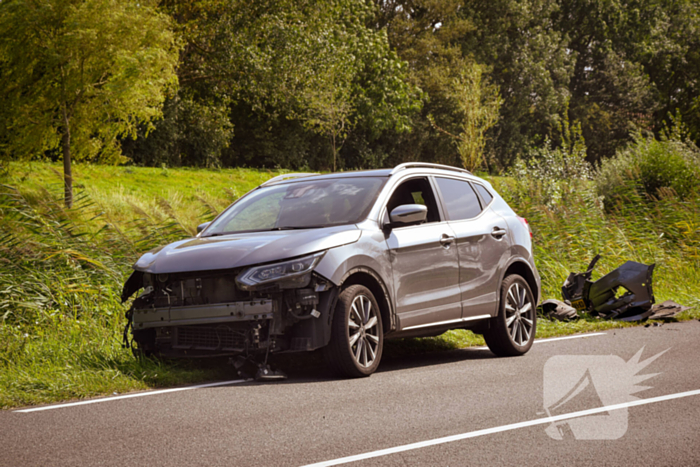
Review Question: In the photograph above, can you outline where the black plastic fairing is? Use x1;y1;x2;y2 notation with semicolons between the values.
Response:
588;261;655;317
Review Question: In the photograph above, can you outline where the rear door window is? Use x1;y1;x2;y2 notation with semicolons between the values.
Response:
435;177;482;221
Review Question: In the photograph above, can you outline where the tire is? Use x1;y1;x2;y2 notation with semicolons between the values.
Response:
483;274;537;357
324;284;383;377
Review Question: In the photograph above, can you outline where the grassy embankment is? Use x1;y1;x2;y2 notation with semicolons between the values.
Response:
1;162;698;408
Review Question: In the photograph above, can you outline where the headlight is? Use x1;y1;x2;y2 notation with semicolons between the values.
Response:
236;252;325;287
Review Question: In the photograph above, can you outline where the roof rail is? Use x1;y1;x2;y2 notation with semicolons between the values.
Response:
261;172;319;186
390;162;471;176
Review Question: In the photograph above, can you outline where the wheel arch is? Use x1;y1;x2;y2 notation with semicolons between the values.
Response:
338;267;396;334
500;259;540;305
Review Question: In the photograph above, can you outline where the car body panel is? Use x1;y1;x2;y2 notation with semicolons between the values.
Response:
133;225;361;274
447;206;511;318
132;300;274;330
313;229;397;332
314;228;393;289
384;221;462;329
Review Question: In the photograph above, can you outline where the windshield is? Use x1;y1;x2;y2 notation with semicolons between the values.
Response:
204;177;387;236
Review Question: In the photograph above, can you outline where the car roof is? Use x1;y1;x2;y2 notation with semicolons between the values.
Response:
264;164;482;187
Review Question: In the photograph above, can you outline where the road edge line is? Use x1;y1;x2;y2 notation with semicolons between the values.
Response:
14;379;247;413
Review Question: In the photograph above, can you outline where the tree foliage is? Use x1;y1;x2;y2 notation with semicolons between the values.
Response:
429;64;502;172
380;0;700;167
132;0;420;170
0;0;179;205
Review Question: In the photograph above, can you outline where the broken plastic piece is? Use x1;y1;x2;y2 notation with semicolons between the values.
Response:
587;261;655;318
613;307;655;322
560;255;657;322
539;299;579;321
648;300;690;320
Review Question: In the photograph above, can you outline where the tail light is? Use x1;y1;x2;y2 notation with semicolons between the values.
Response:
518;216;532;238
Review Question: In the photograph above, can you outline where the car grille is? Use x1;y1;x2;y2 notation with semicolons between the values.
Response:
173;325;247;351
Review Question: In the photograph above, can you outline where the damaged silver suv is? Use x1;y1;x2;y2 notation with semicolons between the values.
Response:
122;163;541;377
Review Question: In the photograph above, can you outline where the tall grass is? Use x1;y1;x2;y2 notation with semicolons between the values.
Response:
0;159;698;408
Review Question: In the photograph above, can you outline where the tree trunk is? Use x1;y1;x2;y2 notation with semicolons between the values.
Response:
331;133;336;172
62;106;73;208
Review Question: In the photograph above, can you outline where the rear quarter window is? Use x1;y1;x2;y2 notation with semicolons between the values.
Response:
474;183;494;205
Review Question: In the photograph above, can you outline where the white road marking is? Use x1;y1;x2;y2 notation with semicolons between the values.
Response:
533;332;608;344
301;388;700;467
470;332;607;350
14;379;247;413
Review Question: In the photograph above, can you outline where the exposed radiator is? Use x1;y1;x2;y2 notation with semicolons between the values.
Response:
173;325;248;351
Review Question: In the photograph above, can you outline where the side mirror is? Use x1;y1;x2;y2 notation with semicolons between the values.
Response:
197;222;212;234
387;204;428;228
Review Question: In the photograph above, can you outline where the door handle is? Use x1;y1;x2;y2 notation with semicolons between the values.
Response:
491;227;507;238
440;233;455;247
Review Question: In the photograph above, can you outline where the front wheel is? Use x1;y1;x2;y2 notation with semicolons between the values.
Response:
483;274;536;356
324;284;383;377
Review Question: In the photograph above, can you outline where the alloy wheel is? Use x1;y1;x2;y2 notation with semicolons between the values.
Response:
504;282;534;346
348;294;380;367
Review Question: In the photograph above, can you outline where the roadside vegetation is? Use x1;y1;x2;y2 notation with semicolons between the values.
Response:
2;128;699;408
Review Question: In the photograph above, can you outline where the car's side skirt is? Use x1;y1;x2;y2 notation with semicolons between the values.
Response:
400;314;491;331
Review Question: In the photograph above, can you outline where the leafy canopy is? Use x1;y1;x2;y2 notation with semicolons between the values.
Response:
0;0;180;163
156;0;421;169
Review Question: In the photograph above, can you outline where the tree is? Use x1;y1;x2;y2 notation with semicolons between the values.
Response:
642;0;700;144
555;0;660;161
377;0;572;170
0;0;179;206
429;64;502;171
376;0;479;166
121;94;233;168
298;60;356;172
456;0;573;168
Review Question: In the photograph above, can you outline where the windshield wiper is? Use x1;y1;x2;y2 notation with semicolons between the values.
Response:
271;225;326;230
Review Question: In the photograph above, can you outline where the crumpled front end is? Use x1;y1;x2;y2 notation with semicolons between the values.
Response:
121;255;339;358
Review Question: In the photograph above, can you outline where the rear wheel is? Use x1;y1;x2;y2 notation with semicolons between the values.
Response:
324;284;383;377
484;274;536;356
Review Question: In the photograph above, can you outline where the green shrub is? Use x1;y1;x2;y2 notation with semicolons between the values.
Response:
596;134;700;207
508;119;592;207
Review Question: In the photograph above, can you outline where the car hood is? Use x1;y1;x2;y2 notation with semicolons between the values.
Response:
132;225;361;274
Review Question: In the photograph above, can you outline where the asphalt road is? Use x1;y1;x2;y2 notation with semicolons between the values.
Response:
3;321;700;466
